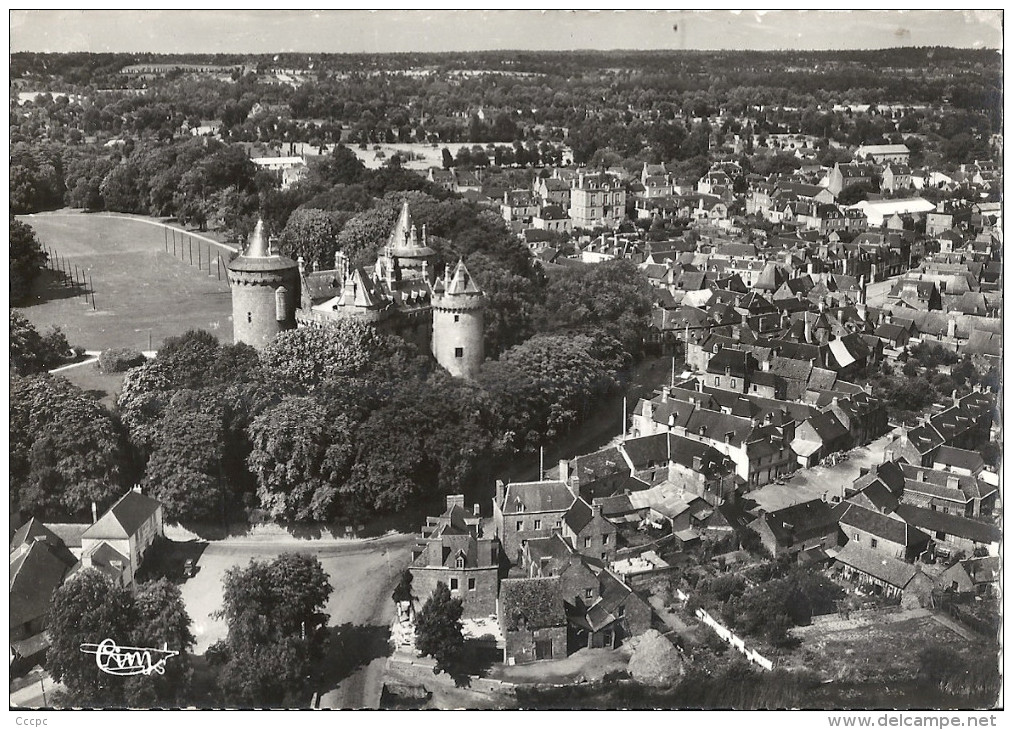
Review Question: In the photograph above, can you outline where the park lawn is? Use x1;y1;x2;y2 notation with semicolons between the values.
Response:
17;211;234;352
56;361;128;410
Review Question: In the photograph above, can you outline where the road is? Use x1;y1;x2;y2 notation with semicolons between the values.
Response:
178;533;415;709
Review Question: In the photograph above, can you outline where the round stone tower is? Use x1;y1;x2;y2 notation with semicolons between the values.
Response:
226;219;300;349
431;259;484;380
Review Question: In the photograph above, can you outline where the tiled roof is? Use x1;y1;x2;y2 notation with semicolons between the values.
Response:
761;499;837;545
836;503;923;545
933;445;985;473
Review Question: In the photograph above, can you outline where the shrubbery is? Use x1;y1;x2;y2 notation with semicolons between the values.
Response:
99;347;146;373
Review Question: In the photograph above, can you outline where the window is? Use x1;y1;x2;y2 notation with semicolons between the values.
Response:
454;314;460;322
455;347;464;358
730;379;737;388
468;578;476;591
450;578;459;591
870;538;878;548
533;519;542;530
603;534;609;545
936;531;946;540
455;556;465;569
585;588;594;599
247;312;252;323
714;377;720;386
853;533;860;542
516;521;524;532
584;537;592;548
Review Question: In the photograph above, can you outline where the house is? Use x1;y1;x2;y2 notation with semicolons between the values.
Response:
855;143;910;165
72;488;164;589
409;496;501;618
493;480;576;565
534;176;572;208
532;205;572;233
881;163;913;192
703;348;758;393
10;519;78;662
931;445;987;477
499;577;568;664
568;171;626;229
898;462;997;518
561;499;617;564
751;499;839;558
568;570;652;652
894;504;1001;558
937;556;999;597
832;542;934;608
834;502;931;561
501;190;540;224
791;411;851;468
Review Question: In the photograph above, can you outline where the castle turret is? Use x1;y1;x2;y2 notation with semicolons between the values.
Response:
431;259;484;380
227;219;300;349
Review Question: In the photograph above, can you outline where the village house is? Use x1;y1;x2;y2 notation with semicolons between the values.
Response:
897;462;998;518
834;502;931;561
493;479;575;565
9;519;79;664
832;541;934;608
560;499;617;565
894;504;1001;558
750;498;839;559
71;488;164;589
409;495;501;618
568;171;626;229
854;143;910;165
498;577;568;664
937;556;999;597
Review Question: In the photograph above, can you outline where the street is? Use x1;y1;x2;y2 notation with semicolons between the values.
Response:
178;533;415;708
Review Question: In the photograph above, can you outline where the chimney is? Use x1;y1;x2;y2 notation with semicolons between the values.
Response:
884;449;895;464
661;386;670;403
447;494;465;510
81;552;92;568
495;480;506;506
91;501;98;524
692;455;704;472
946;475;959;489
559;459;571;482
473;504;481;518
917;470;926;482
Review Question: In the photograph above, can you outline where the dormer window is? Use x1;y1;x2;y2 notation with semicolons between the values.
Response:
455;555;465;569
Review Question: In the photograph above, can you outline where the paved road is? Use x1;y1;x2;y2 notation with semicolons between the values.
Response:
178;533;415;709
782;429;898;503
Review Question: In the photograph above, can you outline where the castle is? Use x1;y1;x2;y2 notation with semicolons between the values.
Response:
227;202;485;379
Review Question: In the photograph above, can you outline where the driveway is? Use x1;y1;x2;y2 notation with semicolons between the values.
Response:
781;429;898;504
178;533;414;708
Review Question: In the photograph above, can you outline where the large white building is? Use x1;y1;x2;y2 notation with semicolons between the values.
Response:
568;171;626;230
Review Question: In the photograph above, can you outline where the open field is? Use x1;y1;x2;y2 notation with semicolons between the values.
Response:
18;211;234;352
54;359;129;410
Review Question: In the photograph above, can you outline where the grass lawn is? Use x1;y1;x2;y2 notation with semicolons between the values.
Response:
18;211;234;352
54;360;128;410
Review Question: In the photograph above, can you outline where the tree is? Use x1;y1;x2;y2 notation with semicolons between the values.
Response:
277;208;347;267
210;553;332;706
261;320;411;389
334;204;400;270
247;396;354;521
47;570;138;706
414;581;464;676
127;579;196;707
10;218;48;303
9;310;72;375
441;147;454;170
10;374;128;518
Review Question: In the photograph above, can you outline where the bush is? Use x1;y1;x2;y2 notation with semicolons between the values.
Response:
99;348;146;373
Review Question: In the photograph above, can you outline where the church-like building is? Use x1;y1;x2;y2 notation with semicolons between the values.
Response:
227;202;486;379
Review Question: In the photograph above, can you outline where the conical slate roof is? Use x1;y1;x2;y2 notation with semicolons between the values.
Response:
228;218;297;272
388;201;435;259
444;259;482;296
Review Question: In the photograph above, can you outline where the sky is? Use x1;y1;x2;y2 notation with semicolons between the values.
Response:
9;9;1004;54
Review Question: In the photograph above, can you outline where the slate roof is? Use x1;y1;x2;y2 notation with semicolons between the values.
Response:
933;446;985;473
10;540;72;626
10;518;77;567
499;577;566;630
82;490;162;541
836;502;926;546
761;499;838;545
895;504;1002;544
502;480;575;514
563;499;596;534
834;542;920;589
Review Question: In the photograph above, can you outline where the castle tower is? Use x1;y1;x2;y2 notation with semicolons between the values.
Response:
226;219;300;349
386;200;436;278
431;259;484;380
